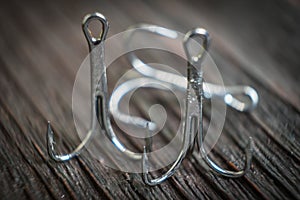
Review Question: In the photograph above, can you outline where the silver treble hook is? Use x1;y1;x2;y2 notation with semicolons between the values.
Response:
141;28;254;185
47;13;109;161
47;12;142;161
183;29;254;178
46;13;255;186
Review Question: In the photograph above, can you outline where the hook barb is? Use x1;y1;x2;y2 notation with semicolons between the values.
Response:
142;122;189;186
199;136;254;177
47;121;95;162
45;12;109;162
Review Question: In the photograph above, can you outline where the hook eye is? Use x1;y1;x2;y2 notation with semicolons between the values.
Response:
183;28;210;63
82;12;109;48
183;28;210;64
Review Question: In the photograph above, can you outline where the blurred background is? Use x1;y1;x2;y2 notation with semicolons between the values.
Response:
0;0;299;199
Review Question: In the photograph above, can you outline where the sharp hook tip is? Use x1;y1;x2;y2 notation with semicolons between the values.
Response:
47;123;53;136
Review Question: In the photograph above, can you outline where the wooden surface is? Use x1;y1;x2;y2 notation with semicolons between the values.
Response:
0;0;299;199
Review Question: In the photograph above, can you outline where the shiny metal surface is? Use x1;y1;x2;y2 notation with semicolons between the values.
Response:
46;13;257;186
47;13;142;161
124;24;258;112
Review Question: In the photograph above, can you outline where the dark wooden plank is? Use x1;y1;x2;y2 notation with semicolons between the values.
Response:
0;0;299;199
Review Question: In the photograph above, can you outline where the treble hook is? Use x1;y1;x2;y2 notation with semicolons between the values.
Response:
47;12;142;161
47;13;108;161
142;28;254;185
142;28;207;185
46;12;255;186
184;29;254;178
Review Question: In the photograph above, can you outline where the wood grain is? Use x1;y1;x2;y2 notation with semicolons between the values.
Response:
0;0;299;199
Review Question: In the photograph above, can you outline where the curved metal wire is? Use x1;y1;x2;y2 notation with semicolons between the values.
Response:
124;24;258;112
185;29;254;178
47;12;142;161
46;13;256;186
141;28;254;185
47;13;109;161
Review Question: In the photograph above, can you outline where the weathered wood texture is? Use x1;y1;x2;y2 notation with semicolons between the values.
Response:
0;0;299;199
